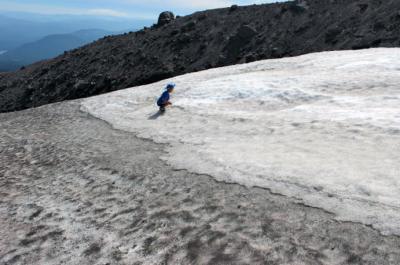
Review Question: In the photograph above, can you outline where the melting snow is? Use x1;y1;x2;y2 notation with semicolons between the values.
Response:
82;48;400;235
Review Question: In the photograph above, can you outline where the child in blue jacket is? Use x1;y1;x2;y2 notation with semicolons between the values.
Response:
157;83;175;111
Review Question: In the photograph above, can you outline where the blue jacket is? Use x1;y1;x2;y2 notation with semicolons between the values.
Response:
157;91;170;106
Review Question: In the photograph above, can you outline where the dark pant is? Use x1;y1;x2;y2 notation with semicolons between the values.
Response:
158;103;167;111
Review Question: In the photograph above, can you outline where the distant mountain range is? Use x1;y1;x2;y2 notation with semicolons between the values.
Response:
0;12;154;72
0;29;118;71
0;13;153;51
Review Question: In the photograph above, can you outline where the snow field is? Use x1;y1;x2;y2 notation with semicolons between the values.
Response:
82;48;400;235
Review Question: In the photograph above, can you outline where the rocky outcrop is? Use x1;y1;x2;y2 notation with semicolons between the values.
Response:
1;0;400;112
157;11;175;26
225;25;257;62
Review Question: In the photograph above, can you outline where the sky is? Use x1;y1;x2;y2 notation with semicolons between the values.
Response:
0;0;286;20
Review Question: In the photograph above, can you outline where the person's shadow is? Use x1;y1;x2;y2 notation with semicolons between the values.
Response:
148;111;165;120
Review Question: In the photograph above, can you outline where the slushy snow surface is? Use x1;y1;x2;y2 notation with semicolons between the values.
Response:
82;48;400;235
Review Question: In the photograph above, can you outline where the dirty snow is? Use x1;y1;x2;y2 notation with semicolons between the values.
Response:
82;48;400;235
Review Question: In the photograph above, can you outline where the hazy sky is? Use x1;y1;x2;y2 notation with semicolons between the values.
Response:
0;0;286;19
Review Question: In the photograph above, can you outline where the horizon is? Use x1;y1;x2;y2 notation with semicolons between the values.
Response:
0;0;287;20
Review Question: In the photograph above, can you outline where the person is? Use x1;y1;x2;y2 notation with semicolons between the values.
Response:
157;83;175;112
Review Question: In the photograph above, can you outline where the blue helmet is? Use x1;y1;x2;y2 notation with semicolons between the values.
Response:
166;83;176;90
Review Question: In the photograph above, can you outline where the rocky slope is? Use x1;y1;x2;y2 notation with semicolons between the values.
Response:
1;0;400;112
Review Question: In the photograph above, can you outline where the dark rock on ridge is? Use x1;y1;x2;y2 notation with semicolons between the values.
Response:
1;0;400;113
230;5;239;12
157;11;175;26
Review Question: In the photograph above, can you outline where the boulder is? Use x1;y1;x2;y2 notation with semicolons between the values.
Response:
230;5;239;12
358;4;368;13
245;53;256;63
224;25;257;63
73;80;90;90
178;33;193;44
181;21;197;32
158;11;175;26
289;1;308;14
325;27;342;44
373;21;385;31
198;14;207;21
236;25;257;40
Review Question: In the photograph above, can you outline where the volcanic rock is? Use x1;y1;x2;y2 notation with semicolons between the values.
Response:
157;11;175;26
